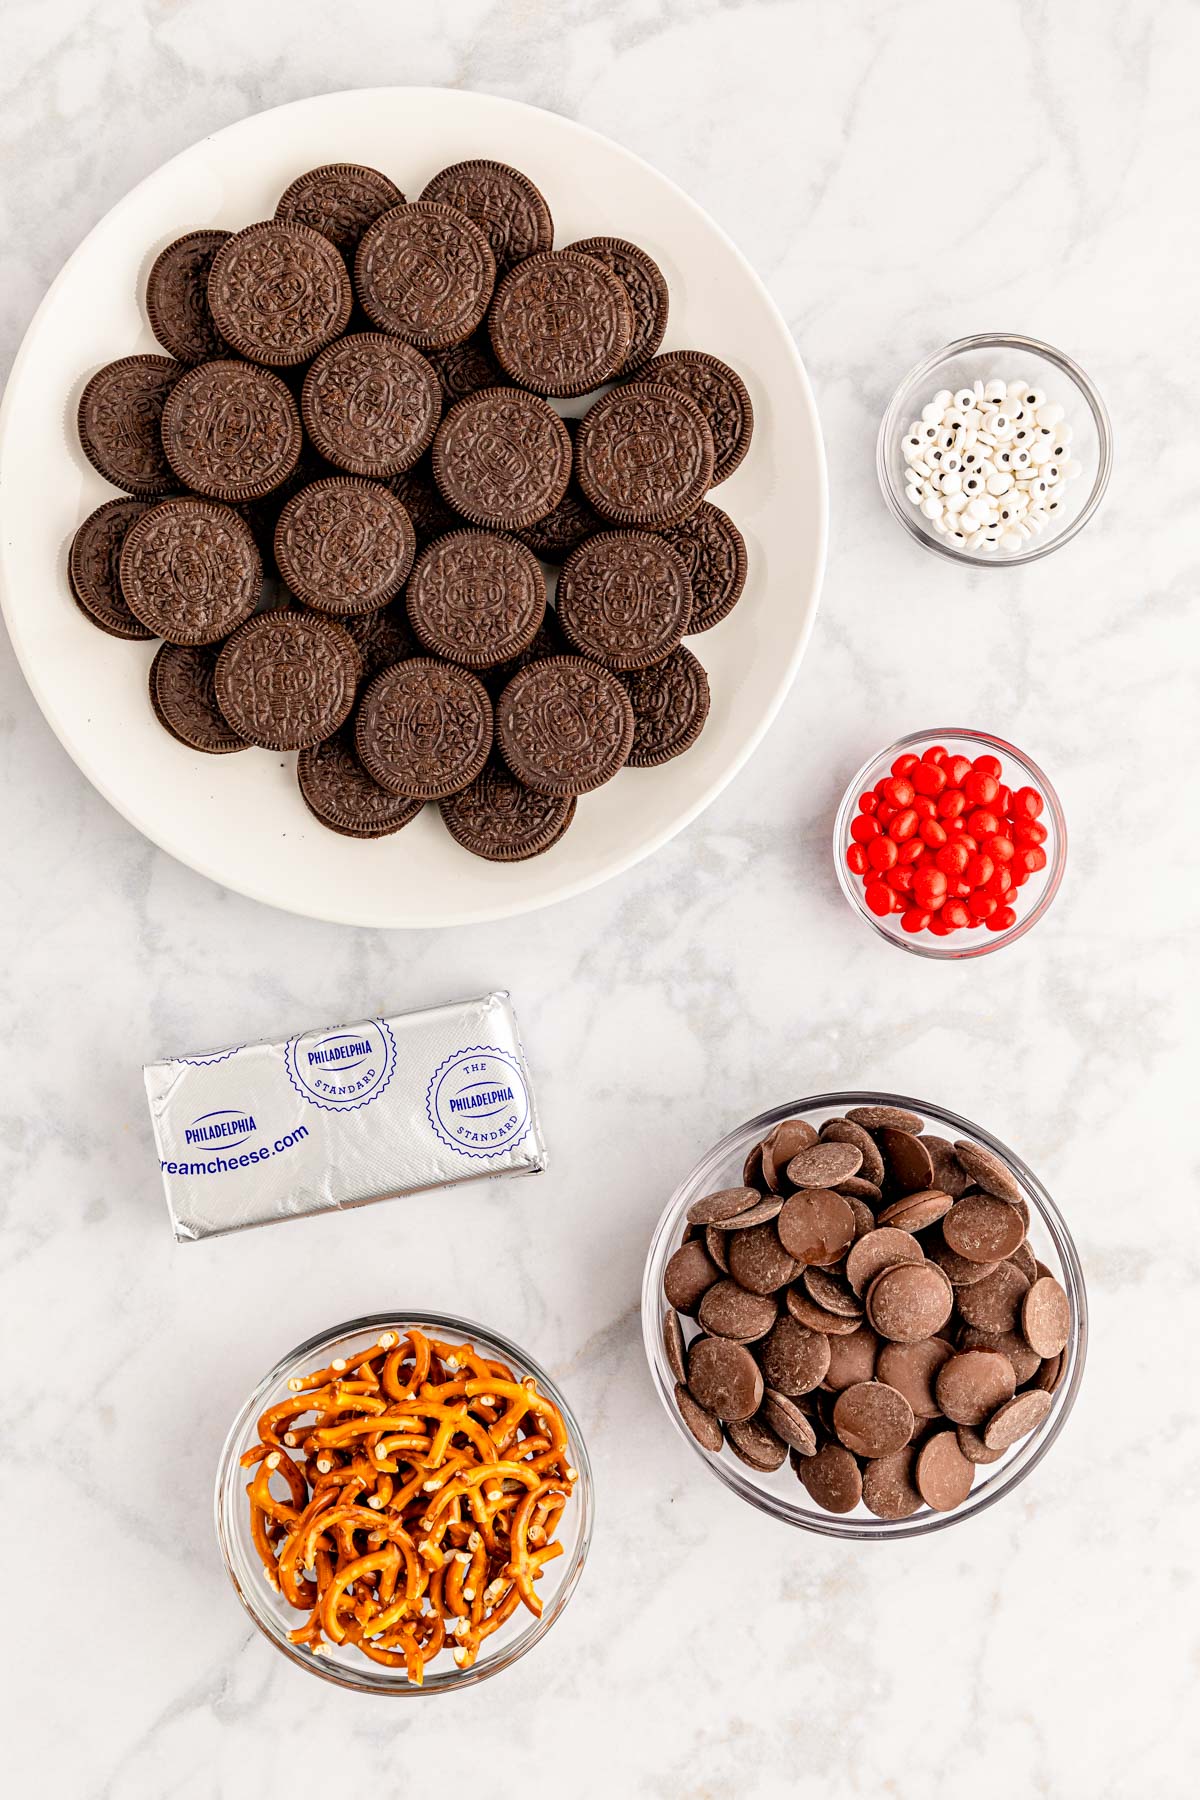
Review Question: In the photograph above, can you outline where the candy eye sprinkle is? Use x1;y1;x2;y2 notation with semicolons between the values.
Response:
894;368;1087;555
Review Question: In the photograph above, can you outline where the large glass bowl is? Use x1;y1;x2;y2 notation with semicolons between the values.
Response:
877;331;1112;565
642;1093;1086;1539
833;728;1067;959
215;1311;594;1693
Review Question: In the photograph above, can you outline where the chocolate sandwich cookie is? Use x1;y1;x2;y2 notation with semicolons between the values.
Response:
355;658;493;800
405;530;546;669
355;201;496;350
68;498;156;640
275;163;406;260
431;387;571;531
149;642;247;753
301;333;442;478
622;646;711;767
556;530;692;670
419;160;553;272
215;611;359;750
343;602;419;683
387;458;462;546
657;502;748;632
146;230;231;363
425;333;505;408
440;759;576;862
119;498;262;644
488;250;633;398
496;655;634;796
207;220;353;366
161;360;303;503
297;726;424;839
566;237;669;373
575;382;714;529
274;477;415;616
77;355;182;496
641;350;754;485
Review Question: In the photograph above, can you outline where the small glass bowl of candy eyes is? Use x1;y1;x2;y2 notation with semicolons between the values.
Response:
876;332;1112;565
833;729;1067;959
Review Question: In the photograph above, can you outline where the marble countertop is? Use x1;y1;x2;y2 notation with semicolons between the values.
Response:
2;2;1196;1795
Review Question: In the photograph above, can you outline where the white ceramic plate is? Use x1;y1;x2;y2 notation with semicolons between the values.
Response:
0;89;826;928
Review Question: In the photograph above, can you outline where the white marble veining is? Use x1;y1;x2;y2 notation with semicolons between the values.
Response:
1;2;1197;1794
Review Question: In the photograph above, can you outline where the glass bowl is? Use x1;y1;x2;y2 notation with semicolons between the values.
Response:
214;1311;594;1694
642;1092;1086;1539
877;332;1112;565
833;727;1067;959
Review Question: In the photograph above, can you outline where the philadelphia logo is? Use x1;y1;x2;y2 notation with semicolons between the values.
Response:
448;1081;515;1116
184;1108;257;1148
305;1033;374;1073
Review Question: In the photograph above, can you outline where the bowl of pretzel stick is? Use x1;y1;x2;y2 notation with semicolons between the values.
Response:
215;1312;594;1692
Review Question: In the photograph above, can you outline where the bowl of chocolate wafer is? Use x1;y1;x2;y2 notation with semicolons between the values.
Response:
642;1092;1086;1537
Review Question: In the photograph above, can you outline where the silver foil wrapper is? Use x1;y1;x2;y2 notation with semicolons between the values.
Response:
144;990;546;1242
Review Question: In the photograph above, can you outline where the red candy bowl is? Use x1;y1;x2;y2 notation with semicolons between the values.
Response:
834;729;1066;958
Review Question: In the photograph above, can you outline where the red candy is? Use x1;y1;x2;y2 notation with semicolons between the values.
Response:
936;842;970;878
963;769;999;806
864;881;893;916
912;865;948;909
911;761;947;796
848;745;1052;944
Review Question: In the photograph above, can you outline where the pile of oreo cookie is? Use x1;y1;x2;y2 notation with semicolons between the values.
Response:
69;159;753;859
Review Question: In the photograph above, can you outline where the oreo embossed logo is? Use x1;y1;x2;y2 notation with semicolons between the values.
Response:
184;1107;256;1148
426;1046;530;1159
285;1017;397;1111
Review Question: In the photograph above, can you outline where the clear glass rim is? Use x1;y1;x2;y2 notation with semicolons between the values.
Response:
832;727;1068;959
875;331;1113;567
641;1091;1088;1540
214;1310;595;1696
